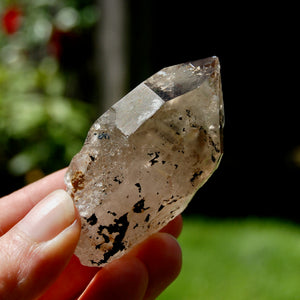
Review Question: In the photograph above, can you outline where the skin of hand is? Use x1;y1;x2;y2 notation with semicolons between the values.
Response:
0;169;182;300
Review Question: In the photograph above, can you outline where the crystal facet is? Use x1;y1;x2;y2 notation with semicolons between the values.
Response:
65;56;224;267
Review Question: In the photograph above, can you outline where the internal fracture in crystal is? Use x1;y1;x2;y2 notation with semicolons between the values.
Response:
65;56;224;267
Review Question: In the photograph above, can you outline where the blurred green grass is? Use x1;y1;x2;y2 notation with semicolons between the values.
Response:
158;217;300;300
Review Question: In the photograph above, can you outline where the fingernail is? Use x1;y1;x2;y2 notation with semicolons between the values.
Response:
18;190;76;242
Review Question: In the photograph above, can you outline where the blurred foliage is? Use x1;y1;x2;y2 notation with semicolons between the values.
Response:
0;0;98;191
0;59;91;175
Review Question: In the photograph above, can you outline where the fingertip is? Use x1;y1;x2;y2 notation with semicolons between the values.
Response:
133;232;182;300
80;256;148;300
160;214;183;238
18;189;77;243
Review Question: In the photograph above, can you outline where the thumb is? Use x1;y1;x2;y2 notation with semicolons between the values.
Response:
0;190;80;300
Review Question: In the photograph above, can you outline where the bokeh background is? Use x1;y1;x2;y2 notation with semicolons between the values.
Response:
1;1;299;299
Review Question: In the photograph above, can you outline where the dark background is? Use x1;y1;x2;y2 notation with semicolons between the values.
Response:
129;1;300;219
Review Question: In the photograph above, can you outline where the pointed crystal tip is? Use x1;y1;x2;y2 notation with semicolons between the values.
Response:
144;56;221;102
191;56;219;70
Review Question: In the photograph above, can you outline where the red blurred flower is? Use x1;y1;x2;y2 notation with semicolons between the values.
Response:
1;6;22;35
48;28;63;58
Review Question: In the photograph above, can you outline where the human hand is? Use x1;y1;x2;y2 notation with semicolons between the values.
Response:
0;169;182;300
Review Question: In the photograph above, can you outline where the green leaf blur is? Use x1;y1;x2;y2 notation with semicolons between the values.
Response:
0;1;96;190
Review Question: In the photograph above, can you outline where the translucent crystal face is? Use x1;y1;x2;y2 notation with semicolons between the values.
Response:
65;56;224;267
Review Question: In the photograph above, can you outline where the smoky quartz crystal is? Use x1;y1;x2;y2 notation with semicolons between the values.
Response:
65;56;224;267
